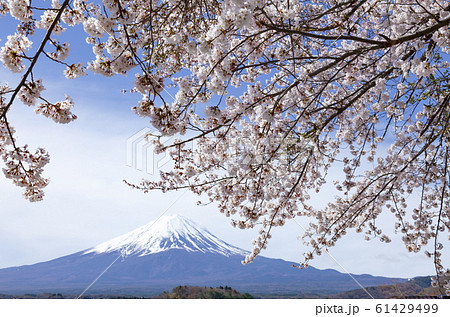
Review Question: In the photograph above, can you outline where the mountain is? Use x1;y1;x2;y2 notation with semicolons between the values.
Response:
85;214;247;257
0;215;406;297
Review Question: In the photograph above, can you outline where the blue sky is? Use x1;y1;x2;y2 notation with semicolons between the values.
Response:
0;10;439;280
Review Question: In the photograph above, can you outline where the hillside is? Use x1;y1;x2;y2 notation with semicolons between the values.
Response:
329;276;450;299
154;286;254;299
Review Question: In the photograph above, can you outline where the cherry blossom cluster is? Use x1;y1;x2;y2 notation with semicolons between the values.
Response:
0;0;75;200
0;117;49;202
18;79;45;106
2;143;50;202
35;95;77;123
8;0;31;22
0;32;32;72
1;0;450;293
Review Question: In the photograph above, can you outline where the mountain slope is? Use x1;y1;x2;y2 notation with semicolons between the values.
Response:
0;215;406;296
85;215;247;257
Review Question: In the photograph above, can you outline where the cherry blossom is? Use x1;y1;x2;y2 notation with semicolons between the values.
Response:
0;32;32;72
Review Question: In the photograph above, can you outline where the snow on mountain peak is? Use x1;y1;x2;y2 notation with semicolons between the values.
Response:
85;214;248;257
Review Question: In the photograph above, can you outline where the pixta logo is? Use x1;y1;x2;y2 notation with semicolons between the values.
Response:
126;128;172;175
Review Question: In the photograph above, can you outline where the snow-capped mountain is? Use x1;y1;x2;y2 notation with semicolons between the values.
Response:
85;215;247;257
0;214;406;297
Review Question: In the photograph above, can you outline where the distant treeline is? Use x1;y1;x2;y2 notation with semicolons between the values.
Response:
0;286;254;299
154;286;254;299
329;276;449;299
0;293;66;299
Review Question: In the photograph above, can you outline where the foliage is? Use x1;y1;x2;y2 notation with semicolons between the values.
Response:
1;0;450;293
330;280;426;299
153;285;254;299
330;275;450;299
